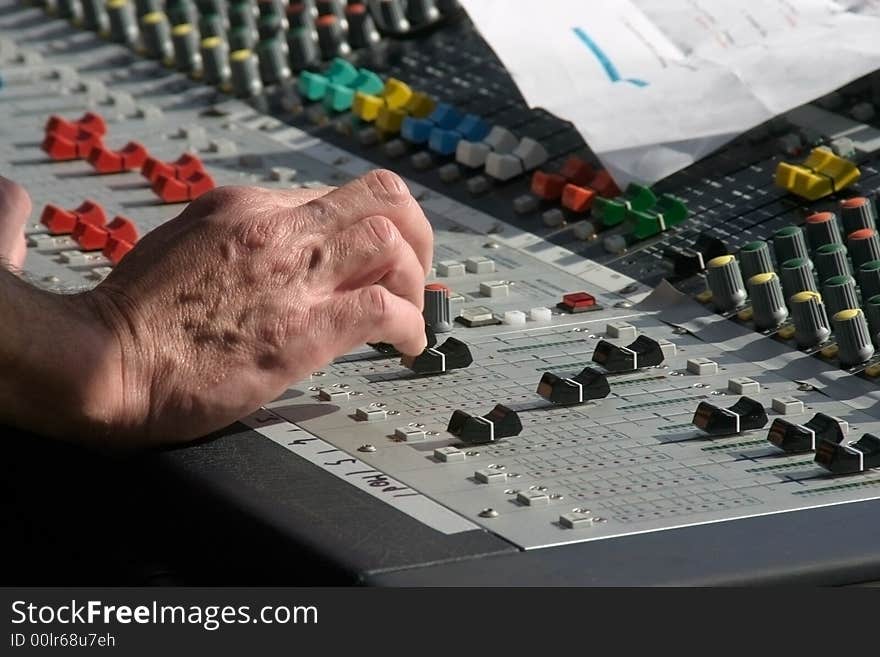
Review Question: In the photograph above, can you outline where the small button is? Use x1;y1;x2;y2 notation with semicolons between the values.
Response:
355;405;387;421
728;377;760;395
465;256;495;274
437;260;465;277
318;387;350;402
771;396;804;415
530;307;552;323
434;446;465;462
517;490;550;506
394;426;426;442
456;306;499;327
686;357;718;375
474;468;507;484
559;511;596;528
479;280;509;297
606;321;637;340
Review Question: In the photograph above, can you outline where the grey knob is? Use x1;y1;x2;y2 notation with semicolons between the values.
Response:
346;3;380;49
773;225;809;266
822;274;859;317
424;285;453;333
864;294;880;346
748;272;788;330
316;0;347;29
107;0;139;46
287;2;317;31
258;13;284;41
858;260;880;301
847;228;880;268
437;0;461;13
377;0;410;32
200;35;231;86
739;240;774;282
57;0;83;21
141;11;173;61
199;12;227;39
833;308;874;367
229;24;257;51
172;23;201;73
228;0;258;32
196;0;225;14
779;256;816;302
316;13;349;59
840;196;877;235
706;255;746;312
256;36;291;84
165;0;198;26
81;0;109;32
805;211;842;251
814;242;850;284
230;48;263;98
286;27;319;70
407;0;440;25
134;0;161;16
790;290;831;347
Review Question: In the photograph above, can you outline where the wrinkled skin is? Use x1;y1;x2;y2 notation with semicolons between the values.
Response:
0;170;433;446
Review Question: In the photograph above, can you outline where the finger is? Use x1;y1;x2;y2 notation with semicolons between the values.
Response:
0;177;32;269
322;215;425;311
299;169;433;276
266;185;336;207
324;285;427;356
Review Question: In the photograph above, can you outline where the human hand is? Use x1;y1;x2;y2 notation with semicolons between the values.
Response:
0;176;30;269
19;169;432;445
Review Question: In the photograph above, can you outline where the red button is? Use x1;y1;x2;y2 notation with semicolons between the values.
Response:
561;292;596;309
39;204;77;234
186;170;215;199
590;170;620;198
806;211;834;224
152;175;189;203
849;228;875;241
44;112;107;139
87;141;148;173
73;214;138;250
72;222;110;251
142;152;205;183
106;216;139;244
841;197;869;209
530;171;567;200
42;129;103;161
40;200;106;235
559;157;595;187
561;184;595;212
425;283;451;296
103;236;134;265
152;170;215;203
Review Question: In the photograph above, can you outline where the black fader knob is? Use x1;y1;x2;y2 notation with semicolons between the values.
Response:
692;396;768;436
592;335;664;372
536;367;610;405
447;404;522;444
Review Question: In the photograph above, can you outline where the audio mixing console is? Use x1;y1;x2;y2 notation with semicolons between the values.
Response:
6;1;880;585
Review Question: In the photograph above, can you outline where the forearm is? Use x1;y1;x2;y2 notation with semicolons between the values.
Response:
0;268;119;440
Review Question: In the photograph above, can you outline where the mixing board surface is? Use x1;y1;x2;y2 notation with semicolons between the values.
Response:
6;1;880;583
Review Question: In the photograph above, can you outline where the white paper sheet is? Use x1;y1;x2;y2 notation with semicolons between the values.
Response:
459;0;880;185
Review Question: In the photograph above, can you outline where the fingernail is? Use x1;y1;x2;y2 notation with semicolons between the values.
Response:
374;169;407;197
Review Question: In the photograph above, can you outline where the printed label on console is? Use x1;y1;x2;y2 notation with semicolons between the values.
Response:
241;411;479;535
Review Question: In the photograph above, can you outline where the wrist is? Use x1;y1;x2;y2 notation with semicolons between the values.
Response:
0;271;131;443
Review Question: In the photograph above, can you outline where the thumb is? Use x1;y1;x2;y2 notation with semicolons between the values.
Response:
0;176;32;270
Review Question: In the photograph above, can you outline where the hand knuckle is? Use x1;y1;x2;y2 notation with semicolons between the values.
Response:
362;215;399;248
366;169;411;205
368;285;391;318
